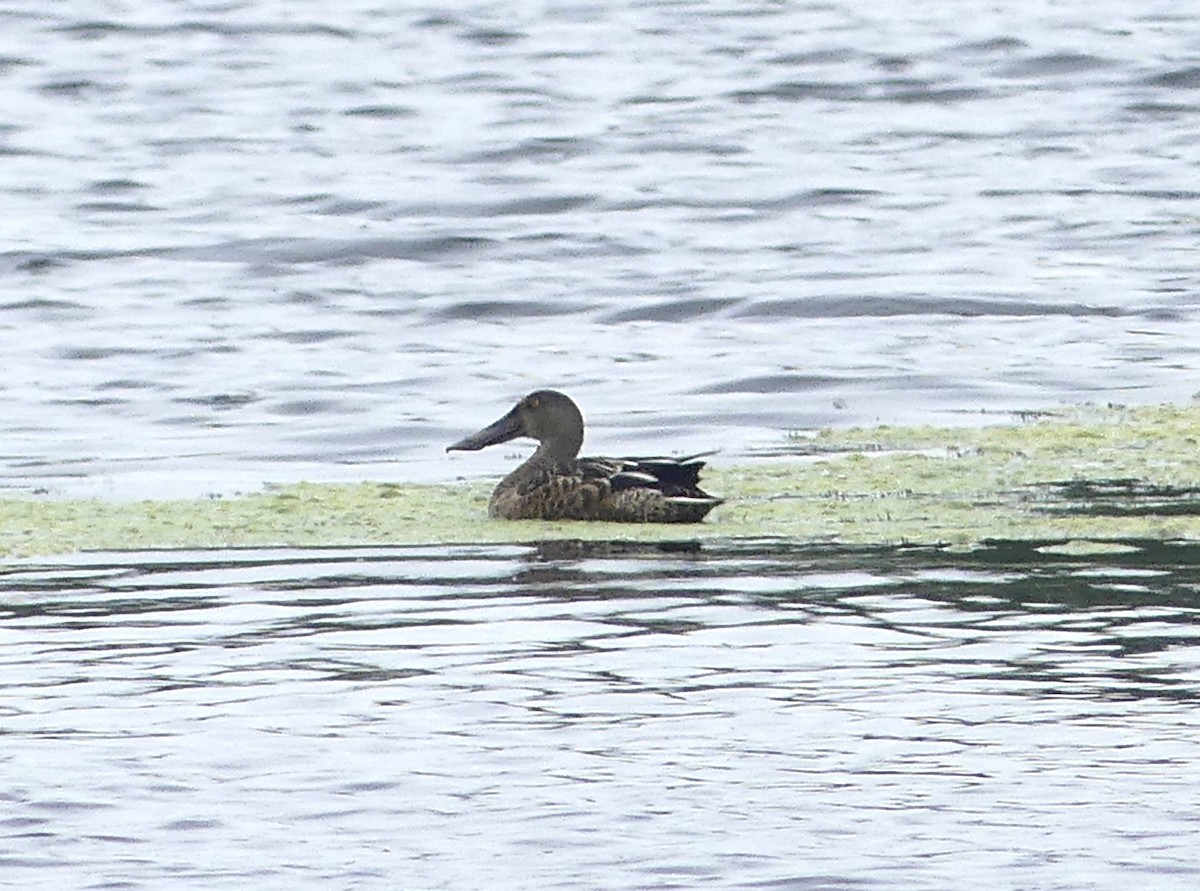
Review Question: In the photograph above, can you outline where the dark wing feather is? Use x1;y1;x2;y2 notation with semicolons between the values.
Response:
579;451;718;498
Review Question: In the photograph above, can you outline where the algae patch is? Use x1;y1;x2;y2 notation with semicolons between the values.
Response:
0;482;490;558
4;402;1200;558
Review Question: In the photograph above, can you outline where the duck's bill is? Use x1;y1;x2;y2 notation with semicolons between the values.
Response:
446;406;524;452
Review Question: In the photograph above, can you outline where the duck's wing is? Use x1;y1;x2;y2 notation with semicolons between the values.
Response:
579;451;719;497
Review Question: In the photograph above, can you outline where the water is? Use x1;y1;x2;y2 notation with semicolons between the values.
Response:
5;5;1200;887
3;1;1200;496
3;540;1199;889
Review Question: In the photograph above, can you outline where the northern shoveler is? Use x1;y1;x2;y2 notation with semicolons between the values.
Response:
446;390;723;523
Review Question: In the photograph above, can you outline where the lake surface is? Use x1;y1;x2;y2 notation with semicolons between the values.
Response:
3;540;1199;890
4;4;1200;888
2;0;1200;497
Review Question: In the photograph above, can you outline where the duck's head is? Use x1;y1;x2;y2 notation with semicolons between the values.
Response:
447;390;585;461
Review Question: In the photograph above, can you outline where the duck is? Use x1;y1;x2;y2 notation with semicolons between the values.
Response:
446;390;723;523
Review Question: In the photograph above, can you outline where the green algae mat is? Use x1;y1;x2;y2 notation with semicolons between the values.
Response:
3;403;1200;558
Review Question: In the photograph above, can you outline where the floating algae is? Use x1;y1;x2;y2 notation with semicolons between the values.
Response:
3;402;1200;558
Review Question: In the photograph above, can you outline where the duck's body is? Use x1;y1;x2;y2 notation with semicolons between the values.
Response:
488;451;721;522
447;390;722;523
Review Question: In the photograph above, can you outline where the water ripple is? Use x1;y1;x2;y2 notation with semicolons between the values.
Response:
4;1;1200;499
1;542;1198;887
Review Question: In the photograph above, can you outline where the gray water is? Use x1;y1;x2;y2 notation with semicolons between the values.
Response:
5;4;1200;887
3;540;1200;889
3;1;1200;496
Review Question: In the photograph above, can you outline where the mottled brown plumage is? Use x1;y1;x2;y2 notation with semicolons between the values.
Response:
446;390;722;523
